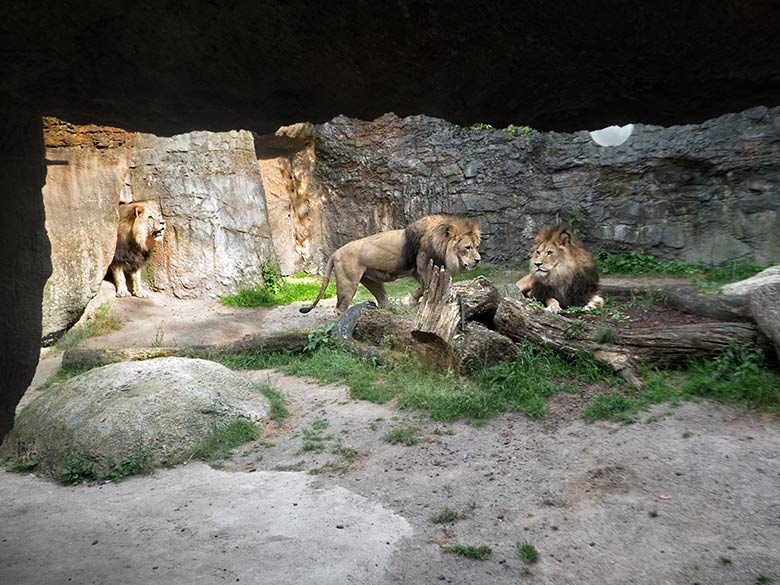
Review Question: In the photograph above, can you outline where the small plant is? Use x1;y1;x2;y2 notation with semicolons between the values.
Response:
299;441;326;453
443;544;492;560
563;318;588;339
517;541;539;564
568;207;585;237
61;456;96;485
595;327;620;344
503;124;532;135
332;446;359;461
719;556;732;565
755;575;774;584
2;458;39;473
304;323;335;353
648;510;659;518
469;123;494;130
431;508;465;524
261;261;283;295
103;455;150;481
151;322;165;347
384;426;419;445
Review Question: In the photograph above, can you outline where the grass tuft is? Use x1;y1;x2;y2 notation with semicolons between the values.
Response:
517;541;539;564
384;427;419;445
443;544;492;560
188;418;258;463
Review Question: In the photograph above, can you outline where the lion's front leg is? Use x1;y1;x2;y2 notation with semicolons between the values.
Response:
111;265;131;298
408;287;424;307
130;270;148;298
583;294;605;311
544;298;562;314
516;273;534;297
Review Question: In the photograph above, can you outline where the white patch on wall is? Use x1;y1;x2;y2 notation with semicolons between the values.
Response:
589;124;634;146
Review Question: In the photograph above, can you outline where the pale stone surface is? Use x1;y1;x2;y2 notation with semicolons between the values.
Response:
720;265;780;295
41;119;135;342
0;357;269;477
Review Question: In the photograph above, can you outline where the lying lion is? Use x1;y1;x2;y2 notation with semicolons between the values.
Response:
516;222;604;313
300;214;481;315
108;200;166;298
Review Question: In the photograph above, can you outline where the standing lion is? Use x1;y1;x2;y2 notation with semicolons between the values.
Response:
300;214;481;315
516;222;604;313
108;200;166;298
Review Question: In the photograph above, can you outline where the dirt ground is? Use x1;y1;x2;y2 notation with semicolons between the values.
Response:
3;282;780;585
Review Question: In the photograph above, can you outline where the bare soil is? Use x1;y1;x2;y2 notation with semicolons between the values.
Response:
4;282;780;585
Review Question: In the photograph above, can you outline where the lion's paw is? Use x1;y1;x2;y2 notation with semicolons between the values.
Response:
132;290;148;298
544;305;561;314
115;289;130;298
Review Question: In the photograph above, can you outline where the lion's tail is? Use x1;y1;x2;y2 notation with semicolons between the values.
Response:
299;255;335;314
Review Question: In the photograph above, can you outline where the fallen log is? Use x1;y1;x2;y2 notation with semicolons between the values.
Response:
493;297;766;388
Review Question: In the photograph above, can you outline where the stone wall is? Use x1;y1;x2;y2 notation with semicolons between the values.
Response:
310;106;780;266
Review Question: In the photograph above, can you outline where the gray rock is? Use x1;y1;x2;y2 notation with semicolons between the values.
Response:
0;357;269;479
721;266;780;295
750;282;780;363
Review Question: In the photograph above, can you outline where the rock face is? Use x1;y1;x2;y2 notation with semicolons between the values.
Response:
0;357;269;478
41;123;278;341
41;118;135;343
721;266;780;296
129;131;276;298
310;107;780;266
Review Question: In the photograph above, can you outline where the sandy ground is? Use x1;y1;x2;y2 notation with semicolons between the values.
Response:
2;287;780;585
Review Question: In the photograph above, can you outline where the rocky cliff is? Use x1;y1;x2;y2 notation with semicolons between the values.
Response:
310;106;779;267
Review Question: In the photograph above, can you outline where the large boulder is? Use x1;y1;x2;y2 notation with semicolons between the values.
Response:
720;266;780;295
0;357;269;479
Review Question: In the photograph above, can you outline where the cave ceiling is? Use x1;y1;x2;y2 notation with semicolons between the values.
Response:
4;2;780;134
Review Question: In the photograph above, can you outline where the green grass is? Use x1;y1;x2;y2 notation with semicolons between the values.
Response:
517;541;539;564
188;418;259;463
255;384;289;421
384;426;419;445
38;362;97;391
443;544;493;560
582;343;780;423
595;251;768;292
432;508;465;524
222;277;336;308
52;303;121;351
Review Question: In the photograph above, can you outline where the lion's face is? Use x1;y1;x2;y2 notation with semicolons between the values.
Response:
131;202;166;249
443;221;481;272
528;229;575;284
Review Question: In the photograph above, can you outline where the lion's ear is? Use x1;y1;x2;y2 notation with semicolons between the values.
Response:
557;230;572;246
134;205;145;218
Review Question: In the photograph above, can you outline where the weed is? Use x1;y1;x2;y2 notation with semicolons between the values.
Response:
431;508;465;524
299;441;326;453
38;363;96;391
261;261;283;295
503;124;532;135
596;251;702;277
541;497;567;508
103;455;150;481
332;446;359;461
568;207;585;237
517;541;539;564
188;418;258;463
256;384;289;421
756;575;774;584
719;556;732;565
311;418;329;431
384;427;419;445
648;510;658;518
53;303;121;351
61;456;96;485
563;318;588;339
682;431;692;439
2;458;39;473
469;123;495;130
305;323;335;353
581;391;642;424
151;322;165;347
595;327;620;344
443;544;493;560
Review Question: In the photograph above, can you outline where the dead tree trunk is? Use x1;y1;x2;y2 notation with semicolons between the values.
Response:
411;264;462;345
493;297;765;388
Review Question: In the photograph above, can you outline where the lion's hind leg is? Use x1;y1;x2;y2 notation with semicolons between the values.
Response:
360;277;387;308
583;294;604;311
